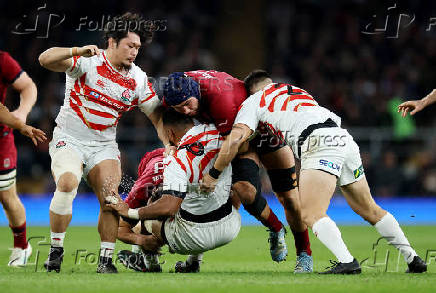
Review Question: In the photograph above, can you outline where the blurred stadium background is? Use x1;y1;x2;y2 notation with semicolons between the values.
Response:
1;0;435;225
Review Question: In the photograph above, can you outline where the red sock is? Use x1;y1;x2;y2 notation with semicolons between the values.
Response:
264;209;283;233
10;222;28;249
292;228;312;256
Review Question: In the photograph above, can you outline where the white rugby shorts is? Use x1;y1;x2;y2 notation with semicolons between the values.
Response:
300;127;365;186
49;127;120;182
164;207;241;255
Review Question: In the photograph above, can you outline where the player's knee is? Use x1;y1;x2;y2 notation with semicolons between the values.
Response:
57;172;79;193
232;181;257;204
362;205;387;225
49;188;78;215
267;167;297;193
300;209;321;228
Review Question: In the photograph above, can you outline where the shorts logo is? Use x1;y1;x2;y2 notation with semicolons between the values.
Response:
353;165;365;179
121;89;131;102
56;141;66;148
3;158;10;168
319;159;341;171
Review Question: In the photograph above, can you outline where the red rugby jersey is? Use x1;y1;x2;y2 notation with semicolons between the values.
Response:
185;70;247;135
125;148;165;209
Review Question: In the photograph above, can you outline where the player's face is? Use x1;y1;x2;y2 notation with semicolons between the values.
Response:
172;97;199;116
114;32;141;68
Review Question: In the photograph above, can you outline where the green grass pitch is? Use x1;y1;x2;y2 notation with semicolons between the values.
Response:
0;226;435;293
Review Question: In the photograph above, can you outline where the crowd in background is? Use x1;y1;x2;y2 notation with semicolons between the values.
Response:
0;0;435;196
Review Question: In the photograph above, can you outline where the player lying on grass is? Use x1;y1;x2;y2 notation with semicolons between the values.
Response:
398;89;436;116
38;13;169;274
162;71;312;272
107;109;241;272
201;70;427;274
113;147;203;272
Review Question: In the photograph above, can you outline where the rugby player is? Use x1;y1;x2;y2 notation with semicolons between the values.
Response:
0;51;41;266
162;71;312;272
398;89;436;116
38;13;168;273
201;70;427;274
107;110;241;273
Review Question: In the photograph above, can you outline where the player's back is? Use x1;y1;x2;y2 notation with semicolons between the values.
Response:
186;70;247;134
238;83;341;156
164;123;231;215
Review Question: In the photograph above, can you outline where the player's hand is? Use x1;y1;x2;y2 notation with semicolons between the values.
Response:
18;124;47;146
164;144;176;157
105;192;129;217
200;173;218;193
78;45;101;58
398;100;425;117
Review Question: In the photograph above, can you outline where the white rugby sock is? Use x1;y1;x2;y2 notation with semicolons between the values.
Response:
374;212;417;264
100;242;115;259
50;231;66;248
187;253;204;264
312;217;354;263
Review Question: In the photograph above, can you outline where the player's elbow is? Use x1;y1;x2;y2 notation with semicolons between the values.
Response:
38;53;49;68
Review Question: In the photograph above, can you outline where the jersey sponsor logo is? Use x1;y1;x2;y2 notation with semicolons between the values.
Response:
56;141;66;148
319;159;341;171
3;158;10;168
179;141;205;156
353;165;365;179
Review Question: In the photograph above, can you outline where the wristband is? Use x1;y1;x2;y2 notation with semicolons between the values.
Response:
71;47;79;57
128;208;139;220
209;166;222;179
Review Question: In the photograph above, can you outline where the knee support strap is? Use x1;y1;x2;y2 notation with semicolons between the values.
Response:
267;166;297;192
244;193;267;218
231;158;260;189
49;189;78;215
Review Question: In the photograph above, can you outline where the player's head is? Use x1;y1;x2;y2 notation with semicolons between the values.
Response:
244;70;273;95
162;108;195;145
162;72;200;116
103;12;153;69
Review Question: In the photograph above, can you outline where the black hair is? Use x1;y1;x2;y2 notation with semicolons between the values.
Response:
243;70;271;94
103;12;153;48
162;108;194;127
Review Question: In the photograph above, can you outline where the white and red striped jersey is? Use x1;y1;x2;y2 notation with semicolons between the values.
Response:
235;83;342;159
162;123;232;215
55;51;160;142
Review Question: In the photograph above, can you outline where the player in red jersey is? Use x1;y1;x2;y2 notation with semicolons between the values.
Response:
38;13;168;274
0;50;39;267
114;148;165;272
162;71;312;272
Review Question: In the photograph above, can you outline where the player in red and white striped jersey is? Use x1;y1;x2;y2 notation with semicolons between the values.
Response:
107;110;241;273
38;13;168;274
202;70;427;274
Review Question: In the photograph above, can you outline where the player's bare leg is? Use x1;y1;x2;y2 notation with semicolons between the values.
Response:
87;159;121;273
0;184;31;266
299;169;360;274
46;148;82;273
231;149;287;262
260;146;312;272
340;176;427;273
